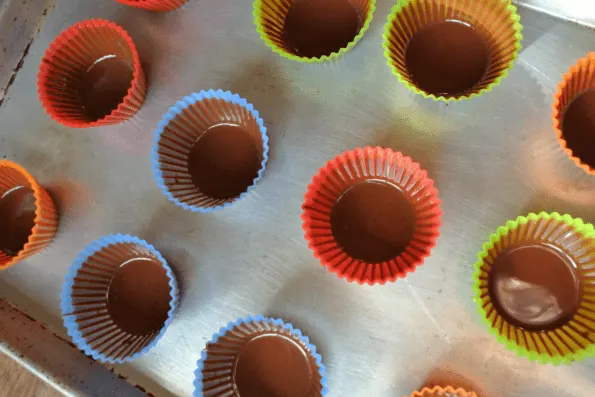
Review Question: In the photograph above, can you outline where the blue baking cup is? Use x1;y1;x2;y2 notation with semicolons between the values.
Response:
61;234;178;364
151;89;269;213
193;314;328;396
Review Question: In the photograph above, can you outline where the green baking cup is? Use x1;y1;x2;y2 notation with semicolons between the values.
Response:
253;0;375;63
383;0;523;101
473;212;595;364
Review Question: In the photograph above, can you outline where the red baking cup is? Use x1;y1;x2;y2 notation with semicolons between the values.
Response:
552;53;595;175
410;386;477;397
302;147;442;285
38;19;146;128
115;0;188;11
0;160;58;270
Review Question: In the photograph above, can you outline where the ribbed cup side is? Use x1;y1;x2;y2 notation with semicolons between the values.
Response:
553;53;595;175
38;19;146;128
383;0;522;100
194;315;327;397
153;90;269;212
115;0;188;11
0;160;58;270
61;235;178;363
474;212;595;364
302;147;442;285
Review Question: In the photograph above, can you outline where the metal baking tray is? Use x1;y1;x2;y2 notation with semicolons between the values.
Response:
2;0;595;396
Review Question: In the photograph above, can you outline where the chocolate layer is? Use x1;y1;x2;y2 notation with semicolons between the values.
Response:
330;180;416;263
0;186;36;256
78;56;134;121
489;244;581;330
187;124;261;200
283;0;361;58
107;258;171;335
562;88;595;169
234;334;313;397
405;20;489;96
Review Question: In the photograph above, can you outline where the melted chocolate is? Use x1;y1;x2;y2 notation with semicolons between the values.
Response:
107;258;171;335
0;186;36;256
234;335;313;397
489;244;581;330
78;56;134;121
561;89;595;168
283;0;361;58
187;124;261;199
330;180;416;263
405;20;490;96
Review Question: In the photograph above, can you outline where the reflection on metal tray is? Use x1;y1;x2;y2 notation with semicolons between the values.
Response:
2;0;595;396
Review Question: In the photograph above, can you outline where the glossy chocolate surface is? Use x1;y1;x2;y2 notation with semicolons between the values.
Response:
234;334;313;397
187;124;261;199
107;258;171;335
283;0;361;58
331;180;416;263
405;20;490;96
78;56;134;121
489;244;581;330
0;186;36;256
562;88;595;168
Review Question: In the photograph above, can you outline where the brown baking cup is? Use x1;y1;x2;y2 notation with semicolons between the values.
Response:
253;0;376;62
302;147;442;285
194;315;328;397
0;160;58;270
115;0;188;11
553;53;595;175
152;90;269;212
410;386;477;397
61;234;178;363
473;212;595;364
38;19;146;128
383;0;522;101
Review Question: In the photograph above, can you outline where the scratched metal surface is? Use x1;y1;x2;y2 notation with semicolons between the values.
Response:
1;0;595;396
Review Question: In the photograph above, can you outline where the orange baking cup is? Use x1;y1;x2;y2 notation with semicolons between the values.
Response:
409;386;477;397
0;160;58;270
37;19;146;128
552;53;595;175
383;0;522;101
302;147;442;285
473;212;595;364
115;0;188;11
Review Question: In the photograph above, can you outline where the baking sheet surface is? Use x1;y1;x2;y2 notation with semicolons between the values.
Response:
1;0;595;396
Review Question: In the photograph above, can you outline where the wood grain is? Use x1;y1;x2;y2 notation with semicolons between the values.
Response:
0;352;63;397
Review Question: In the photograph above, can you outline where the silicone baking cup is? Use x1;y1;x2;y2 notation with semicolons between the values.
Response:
473;212;595;364
115;0;188;11
38;19;146;128
253;0;376;62
383;0;522;101
152;90;269;213
302;147;442;285
0;160;58;270
553;53;595;175
410;386;477;397
194;315;328;397
61;234;178;363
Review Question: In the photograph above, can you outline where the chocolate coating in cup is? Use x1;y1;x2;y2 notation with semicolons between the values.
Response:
405;20;489;96
562;88;595;169
488;244;581;330
234;334;313;397
78;56;134;121
0;186;36;256
330;180;415;263
187;124;262;200
107;258;171;335
283;0;361;58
